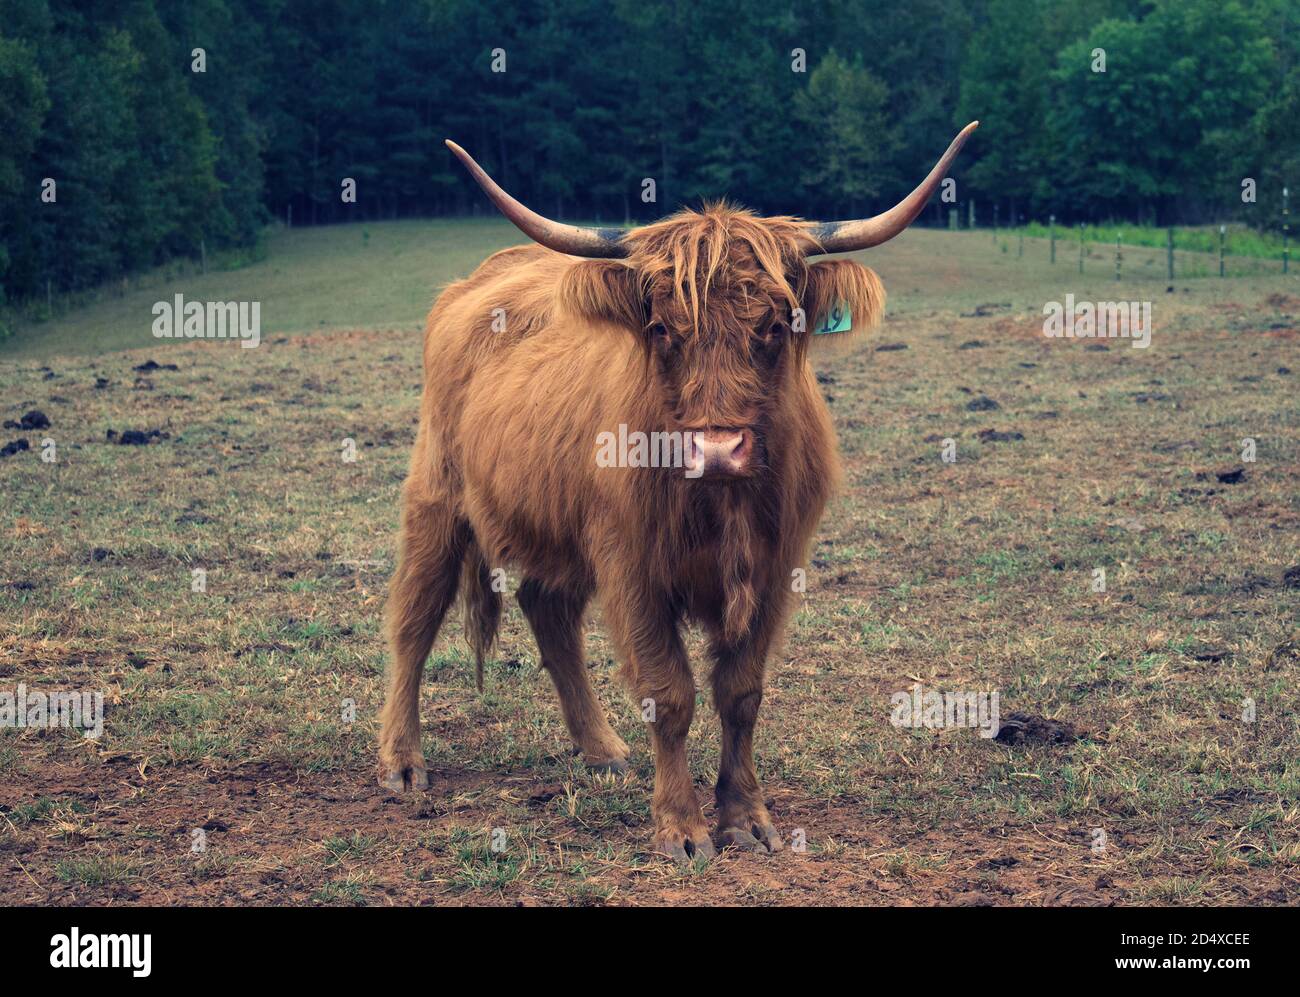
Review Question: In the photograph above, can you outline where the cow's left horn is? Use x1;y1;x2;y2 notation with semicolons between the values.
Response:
445;140;629;259
807;121;979;255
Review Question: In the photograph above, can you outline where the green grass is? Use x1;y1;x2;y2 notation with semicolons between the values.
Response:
3;217;1295;362
0;218;537;360
1003;221;1293;278
54;856;141;886
311;876;371;906
1016;221;1292;260
322;832;379;865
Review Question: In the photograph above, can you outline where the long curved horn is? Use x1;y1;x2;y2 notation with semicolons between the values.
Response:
808;121;979;255
445;140;628;258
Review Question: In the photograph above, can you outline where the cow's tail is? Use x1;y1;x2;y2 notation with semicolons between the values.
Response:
459;536;501;692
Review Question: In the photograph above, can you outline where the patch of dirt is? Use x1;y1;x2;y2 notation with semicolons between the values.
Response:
7;758;1283;908
961;302;1011;317
1263;292;1300;311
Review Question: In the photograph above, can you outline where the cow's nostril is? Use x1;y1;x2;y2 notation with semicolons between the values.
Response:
729;429;751;461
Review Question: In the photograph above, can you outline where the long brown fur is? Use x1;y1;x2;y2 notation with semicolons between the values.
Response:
377;204;885;858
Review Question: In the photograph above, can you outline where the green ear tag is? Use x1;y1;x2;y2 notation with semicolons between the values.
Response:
814;303;852;335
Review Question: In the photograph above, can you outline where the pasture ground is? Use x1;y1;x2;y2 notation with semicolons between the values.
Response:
1;225;1298;906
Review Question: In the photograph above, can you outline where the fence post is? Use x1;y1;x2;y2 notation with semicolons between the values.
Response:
969;198;975;230
1079;223;1084;274
1050;214;1056;264
1219;224;1226;277
949;208;957;230
1116;232;1122;282
993;204;998;244
1018;221;1023;258
1166;228;1174;282
1284;186;1290;275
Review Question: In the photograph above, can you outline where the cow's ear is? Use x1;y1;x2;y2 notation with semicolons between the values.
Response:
559;260;645;332
801;259;885;352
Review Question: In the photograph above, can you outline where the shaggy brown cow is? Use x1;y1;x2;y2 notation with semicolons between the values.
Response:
378;123;978;861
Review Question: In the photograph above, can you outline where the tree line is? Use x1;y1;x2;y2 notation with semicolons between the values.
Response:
1;0;1297;309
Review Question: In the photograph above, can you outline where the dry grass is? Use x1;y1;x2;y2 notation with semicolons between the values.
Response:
1;229;1297;906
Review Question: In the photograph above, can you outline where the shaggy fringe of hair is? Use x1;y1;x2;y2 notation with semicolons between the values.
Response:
625;202;818;336
554;204;887;364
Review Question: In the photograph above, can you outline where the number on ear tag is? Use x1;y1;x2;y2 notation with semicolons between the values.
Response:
814;303;852;335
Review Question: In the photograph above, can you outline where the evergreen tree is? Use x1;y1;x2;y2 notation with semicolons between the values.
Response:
0;0;1294;313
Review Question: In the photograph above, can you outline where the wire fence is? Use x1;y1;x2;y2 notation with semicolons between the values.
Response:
946;192;1293;280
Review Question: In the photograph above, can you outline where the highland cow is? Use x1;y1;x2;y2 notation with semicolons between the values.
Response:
378;123;978;861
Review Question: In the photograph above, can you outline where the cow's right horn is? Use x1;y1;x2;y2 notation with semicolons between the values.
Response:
807;121;979;255
446;140;629;259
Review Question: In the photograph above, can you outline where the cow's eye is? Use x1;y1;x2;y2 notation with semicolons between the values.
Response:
650;323;676;356
753;322;785;362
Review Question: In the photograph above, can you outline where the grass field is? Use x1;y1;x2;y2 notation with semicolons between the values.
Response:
0;219;527;360
1;223;1298;906
3;217;1289;360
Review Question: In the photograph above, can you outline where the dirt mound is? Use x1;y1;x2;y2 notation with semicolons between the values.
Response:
994;713;1083;746
4;409;49;430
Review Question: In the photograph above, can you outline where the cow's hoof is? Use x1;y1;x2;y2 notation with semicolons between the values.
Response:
586;757;628;775
653;829;716;864
379;764;428;793
719;823;783;854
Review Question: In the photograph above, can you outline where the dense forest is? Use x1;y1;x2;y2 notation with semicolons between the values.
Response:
1;0;1297;307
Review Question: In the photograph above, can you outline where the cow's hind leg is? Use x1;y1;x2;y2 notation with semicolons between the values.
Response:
517;577;629;771
377;493;469;792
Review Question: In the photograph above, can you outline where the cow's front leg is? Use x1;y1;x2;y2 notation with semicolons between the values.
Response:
709;633;782;853
603;588;713;863
643;654;714;863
